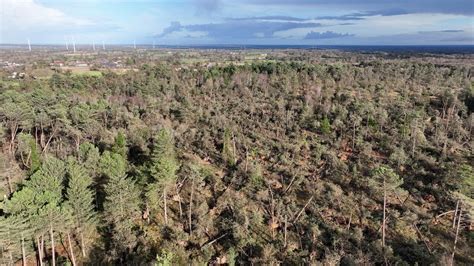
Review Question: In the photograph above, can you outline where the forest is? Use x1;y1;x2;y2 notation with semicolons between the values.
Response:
0;52;473;265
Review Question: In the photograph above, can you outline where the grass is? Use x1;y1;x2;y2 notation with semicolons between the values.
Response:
71;70;103;77
0;80;20;87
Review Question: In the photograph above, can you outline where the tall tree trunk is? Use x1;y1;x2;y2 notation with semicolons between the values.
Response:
382;178;386;248
451;208;462;266
67;233;77;266
176;185;183;219
40;235;45;260
37;236;44;266
42;127;57;154
50;223;56;266
80;231;86;257
21;234;26;266
284;215;287;248
189;176;195;236
9;123;18;154
6;175;12;196
164;187;168;225
452;200;459;229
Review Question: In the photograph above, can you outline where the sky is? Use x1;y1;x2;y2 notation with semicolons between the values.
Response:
0;0;473;45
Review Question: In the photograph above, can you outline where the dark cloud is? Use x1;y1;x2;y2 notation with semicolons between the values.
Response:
227;16;309;22
305;31;354;39
155;21;183;38
156;20;322;39
194;0;221;14
440;30;464;33
242;0;474;15
226;9;410;24
440;37;474;42
418;29;464;34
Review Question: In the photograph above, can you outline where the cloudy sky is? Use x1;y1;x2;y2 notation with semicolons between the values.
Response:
1;0;473;45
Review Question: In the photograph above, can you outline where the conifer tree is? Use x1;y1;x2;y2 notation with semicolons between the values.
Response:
78;142;100;177
65;161;97;257
370;165;404;248
146;129;179;225
111;131;127;159
3;157;66;266
103;172;141;260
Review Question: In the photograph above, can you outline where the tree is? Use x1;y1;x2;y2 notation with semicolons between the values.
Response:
78;142;101;177
146;129;179;225
112;131;127;159
103;172;141;261
370;165;404;248
99;151;127;181
16;133;40;173
320;116;331;135
0;90;33;154
222;128;237;166
2;157;66;266
0;215;32;266
65;161;97;258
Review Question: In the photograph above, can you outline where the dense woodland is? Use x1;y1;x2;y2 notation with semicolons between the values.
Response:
0;52;473;265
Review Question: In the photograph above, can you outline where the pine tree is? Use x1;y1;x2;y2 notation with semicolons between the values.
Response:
146;129;179;225
100;151;127;180
111;131;127;159
78;142;100;177
3;157;66;266
65;161;97;258
370;165;404;248
103;172;141;260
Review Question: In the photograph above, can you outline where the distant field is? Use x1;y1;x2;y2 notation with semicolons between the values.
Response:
71;70;103;77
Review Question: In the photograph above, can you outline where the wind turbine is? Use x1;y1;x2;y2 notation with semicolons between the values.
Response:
65;36;69;50
27;39;31;52
72;36;76;53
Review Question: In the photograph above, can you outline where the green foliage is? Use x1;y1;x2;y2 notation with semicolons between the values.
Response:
149;129;179;184
249;161;264;189
371;165;404;193
320;116;331;135
228;247;237;266
65;161;97;235
16;133;40;173
155;250;175;266
146;129;179;218
112;131;127;159
457;164;473;197
103;173;141;254
99;151;127;179
222;128;236;166
1;54;473;265
78;142;101;177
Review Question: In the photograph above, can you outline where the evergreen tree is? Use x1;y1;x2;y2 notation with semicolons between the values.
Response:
111;131;127;159
3;157;66;266
370;165;404;249
99;151;127;180
65;161;97;257
78;142;101;177
103;172;141;261
146;129;179;225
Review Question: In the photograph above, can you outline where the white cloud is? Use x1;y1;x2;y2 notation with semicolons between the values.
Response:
2;0;93;29
0;0;95;42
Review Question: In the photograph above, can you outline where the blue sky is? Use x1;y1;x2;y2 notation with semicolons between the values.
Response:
1;0;473;45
